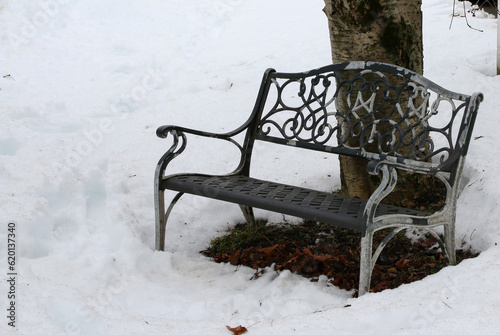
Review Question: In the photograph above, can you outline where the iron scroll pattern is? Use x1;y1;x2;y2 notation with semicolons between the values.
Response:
257;69;469;166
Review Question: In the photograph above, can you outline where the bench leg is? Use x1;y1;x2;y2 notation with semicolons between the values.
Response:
155;189;184;251
239;205;255;225
444;222;457;265
359;231;374;296
154;188;166;251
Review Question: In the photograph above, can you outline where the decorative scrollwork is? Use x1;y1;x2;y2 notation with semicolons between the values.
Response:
257;66;469;166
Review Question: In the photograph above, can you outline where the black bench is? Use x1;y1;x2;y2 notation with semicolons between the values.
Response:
154;62;483;296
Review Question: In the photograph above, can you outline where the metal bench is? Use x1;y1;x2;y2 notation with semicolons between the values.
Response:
154;61;483;296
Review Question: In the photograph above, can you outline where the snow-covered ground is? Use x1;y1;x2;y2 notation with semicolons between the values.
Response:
1;0;500;334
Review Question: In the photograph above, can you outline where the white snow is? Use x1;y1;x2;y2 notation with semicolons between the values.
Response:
1;0;499;334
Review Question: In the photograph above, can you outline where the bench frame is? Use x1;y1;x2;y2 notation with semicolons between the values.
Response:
154;61;483;296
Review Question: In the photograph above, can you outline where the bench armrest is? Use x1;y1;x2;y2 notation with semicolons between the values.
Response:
366;159;440;176
363;160;441;225
155;123;251;180
156;125;234;140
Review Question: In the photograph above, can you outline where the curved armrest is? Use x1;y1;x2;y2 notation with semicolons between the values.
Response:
366;159;440;176
155;123;250;178
156;124;246;157
156;125;232;140
364;160;436;221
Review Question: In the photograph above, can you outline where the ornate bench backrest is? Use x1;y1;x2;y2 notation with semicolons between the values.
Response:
251;62;482;173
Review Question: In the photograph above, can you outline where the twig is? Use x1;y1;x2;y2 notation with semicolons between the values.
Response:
449;0;484;32
247;321;261;328
449;0;457;29
470;228;477;240
442;301;452;309
463;1;484;32
262;234;285;255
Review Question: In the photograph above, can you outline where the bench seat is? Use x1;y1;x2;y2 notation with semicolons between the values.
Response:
163;174;429;230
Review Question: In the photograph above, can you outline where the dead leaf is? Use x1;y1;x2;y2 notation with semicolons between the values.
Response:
396;258;411;269
303;247;313;257
257;245;278;255
314;254;332;262
226;325;248;335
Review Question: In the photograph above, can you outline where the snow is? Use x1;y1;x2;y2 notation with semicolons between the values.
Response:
1;0;500;334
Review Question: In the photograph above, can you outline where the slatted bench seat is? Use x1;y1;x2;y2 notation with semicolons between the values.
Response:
162;174;429;230
154;61;483;296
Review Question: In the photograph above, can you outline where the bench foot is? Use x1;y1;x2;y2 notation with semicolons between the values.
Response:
444;223;457;265
359;231;374;296
239;205;255;225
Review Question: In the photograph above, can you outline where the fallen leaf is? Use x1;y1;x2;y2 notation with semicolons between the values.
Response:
396;258;411;268
257;245;278;255
226;325;248;335
314;254;332;262
303;247;313;257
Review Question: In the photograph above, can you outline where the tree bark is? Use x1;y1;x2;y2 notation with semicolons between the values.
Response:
324;0;423;73
324;0;438;208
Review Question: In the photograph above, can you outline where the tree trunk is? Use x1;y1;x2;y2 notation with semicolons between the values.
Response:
324;0;439;208
324;0;423;74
